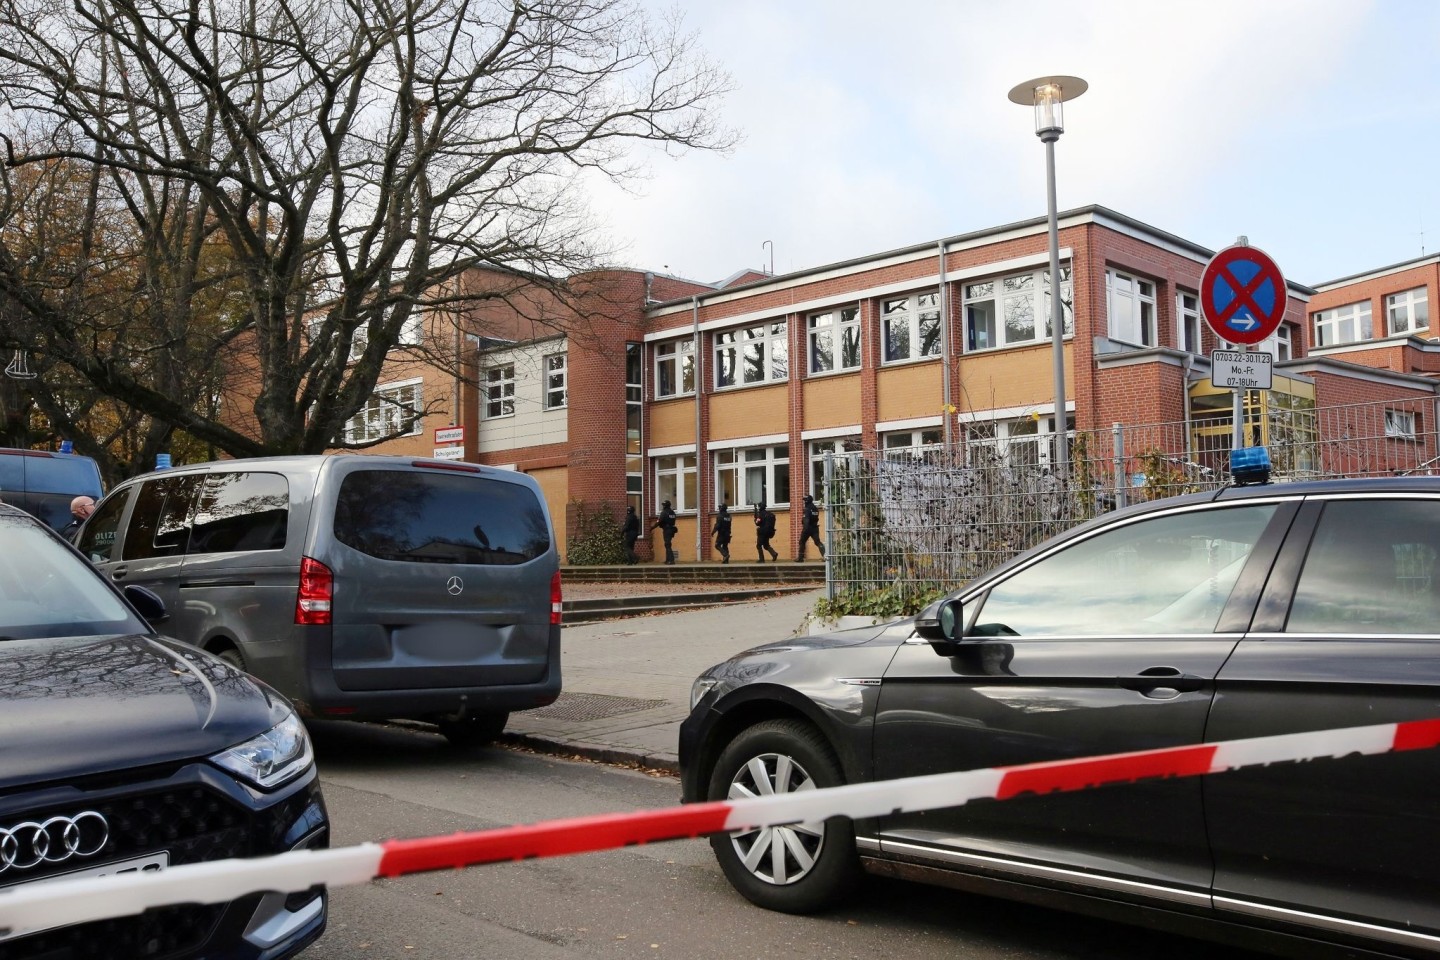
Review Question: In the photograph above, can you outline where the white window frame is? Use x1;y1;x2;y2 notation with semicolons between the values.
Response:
654;338;695;398
1387;288;1429;337
807;437;861;499
1313;301;1374;348
655;454;697;513
1107;269;1157;347
343;378;423;443
881;291;942;364
398;310;424;346
543;352;567;410
1385;409;1418;440
965;267;1073;352
808;306;861;375
484;364;515;419
1177;291;1203;354
715;321;789;389
1225;323;1292;362
881;428;944;460
714;445;790;510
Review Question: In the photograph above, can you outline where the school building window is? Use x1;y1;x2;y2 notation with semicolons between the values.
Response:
808;437;861;499
882;291;941;363
1177;292;1202;354
544;353;567;410
882;428;943;460
1387;288;1429;336
655;454;697;512
715;321;788;388
1386;409;1418;440
655;338;695;398
1107;270;1157;347
344;378;423;443
1313;301;1373;347
965;267;1072;352
714;445;790;510
484;364;515;418
808;306;861;374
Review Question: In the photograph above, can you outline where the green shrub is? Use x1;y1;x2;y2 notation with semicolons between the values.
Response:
814;583;948;622
566;500;630;565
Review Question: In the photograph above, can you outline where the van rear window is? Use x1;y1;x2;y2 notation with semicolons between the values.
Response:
333;470;550;565
25;456;103;496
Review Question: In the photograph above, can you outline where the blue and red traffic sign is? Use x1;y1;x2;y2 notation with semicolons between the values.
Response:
1200;244;1287;346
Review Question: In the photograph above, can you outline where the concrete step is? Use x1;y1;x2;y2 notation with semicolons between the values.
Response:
562;585;818;623
561;562;825;584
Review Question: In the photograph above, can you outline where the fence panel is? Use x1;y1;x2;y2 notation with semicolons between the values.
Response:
825;394;1440;600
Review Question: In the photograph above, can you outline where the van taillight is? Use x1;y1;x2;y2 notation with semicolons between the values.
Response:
551;570;563;626
296;556;333;625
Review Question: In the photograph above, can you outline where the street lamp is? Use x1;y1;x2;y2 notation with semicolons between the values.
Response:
1008;74;1086;481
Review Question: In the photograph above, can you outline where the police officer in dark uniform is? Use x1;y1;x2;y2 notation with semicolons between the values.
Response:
797;494;825;561
622;505;641;563
655;499;678;564
754;502;778;562
712;503;732;563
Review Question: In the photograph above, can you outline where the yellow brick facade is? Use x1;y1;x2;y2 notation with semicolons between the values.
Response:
957;344;1073;413
876;362;945;423
802;374;863;430
709;385;788;440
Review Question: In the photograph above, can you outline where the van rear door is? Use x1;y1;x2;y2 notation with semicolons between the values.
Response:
323;463;557;692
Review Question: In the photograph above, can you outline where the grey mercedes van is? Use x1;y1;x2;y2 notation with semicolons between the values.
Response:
76;455;561;745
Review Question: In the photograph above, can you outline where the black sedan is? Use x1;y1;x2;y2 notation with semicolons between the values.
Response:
0;504;328;958
680;477;1440;960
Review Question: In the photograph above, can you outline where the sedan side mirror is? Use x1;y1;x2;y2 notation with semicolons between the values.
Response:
914;597;965;656
124;584;170;626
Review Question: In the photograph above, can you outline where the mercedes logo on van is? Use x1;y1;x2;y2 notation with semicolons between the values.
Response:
0;811;109;874
446;576;464;596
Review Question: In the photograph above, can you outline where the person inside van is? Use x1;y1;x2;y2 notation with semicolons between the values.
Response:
61;495;95;543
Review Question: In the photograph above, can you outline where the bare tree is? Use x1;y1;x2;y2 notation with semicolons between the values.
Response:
0;0;732;457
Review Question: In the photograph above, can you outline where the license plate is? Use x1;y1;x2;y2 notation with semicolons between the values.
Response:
0;852;169;940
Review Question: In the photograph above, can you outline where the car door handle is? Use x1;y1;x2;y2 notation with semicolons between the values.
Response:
110;565;129;581
1117;667;1204;693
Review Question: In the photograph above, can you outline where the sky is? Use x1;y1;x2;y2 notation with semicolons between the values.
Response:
582;0;1440;290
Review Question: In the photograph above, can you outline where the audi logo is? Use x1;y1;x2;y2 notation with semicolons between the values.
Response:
446;576;464;596
0;811;109;874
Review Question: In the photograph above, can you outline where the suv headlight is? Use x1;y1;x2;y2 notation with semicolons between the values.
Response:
690;676;720;711
211;712;314;789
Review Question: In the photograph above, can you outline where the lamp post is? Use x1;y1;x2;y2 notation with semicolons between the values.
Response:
1008;75;1086;481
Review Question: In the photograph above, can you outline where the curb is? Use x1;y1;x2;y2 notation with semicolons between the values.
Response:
501;731;680;776
562;586;816;624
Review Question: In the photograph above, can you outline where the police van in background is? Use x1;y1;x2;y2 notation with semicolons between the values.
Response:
0;446;105;532
77;454;563;747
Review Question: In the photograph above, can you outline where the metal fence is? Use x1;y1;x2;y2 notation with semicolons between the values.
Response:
823;394;1440;602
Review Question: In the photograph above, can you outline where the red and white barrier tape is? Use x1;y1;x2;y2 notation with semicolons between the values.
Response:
3;717;1438;939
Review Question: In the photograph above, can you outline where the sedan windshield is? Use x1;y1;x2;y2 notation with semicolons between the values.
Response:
0;513;146;639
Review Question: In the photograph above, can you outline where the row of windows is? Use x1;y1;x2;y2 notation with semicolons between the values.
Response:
482;353;567;420
649;267;1294;400
1313;287;1429;348
650;419;1063;513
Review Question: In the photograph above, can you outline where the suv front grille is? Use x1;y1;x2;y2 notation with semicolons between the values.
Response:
2;780;323;959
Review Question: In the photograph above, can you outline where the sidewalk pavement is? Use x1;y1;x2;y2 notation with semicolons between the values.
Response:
504;587;824;774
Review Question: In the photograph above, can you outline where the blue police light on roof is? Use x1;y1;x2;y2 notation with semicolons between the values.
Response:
1231;446;1272;486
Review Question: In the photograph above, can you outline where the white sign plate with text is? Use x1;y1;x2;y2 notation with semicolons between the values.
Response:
431;446;466;461
1211;350;1273;390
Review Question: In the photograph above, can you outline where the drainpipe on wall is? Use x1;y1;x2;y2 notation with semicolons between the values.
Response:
693;295;703;563
1182;352;1195;463
939;240;952;445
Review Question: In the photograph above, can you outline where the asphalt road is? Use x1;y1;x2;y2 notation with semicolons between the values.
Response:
303;720;1266;960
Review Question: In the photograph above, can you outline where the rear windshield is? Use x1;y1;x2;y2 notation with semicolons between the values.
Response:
333;469;550;565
